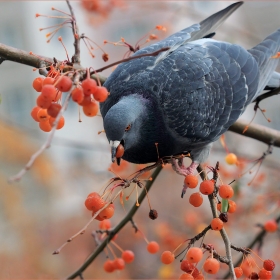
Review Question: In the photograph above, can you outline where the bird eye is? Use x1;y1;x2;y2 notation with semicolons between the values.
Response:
125;124;131;132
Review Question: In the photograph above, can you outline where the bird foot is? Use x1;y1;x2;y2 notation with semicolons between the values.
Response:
171;159;199;198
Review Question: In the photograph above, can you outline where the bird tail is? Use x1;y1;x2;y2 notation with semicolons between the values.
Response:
248;29;280;98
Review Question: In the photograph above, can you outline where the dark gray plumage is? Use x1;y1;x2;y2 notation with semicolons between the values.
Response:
100;2;280;176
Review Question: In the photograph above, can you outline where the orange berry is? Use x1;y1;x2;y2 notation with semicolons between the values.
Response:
79;94;92;106
199;180;214;195
84;192;105;212
99;219;111;230
228;200;237;213
42;77;55;86
82;101;99;117
71;87;84;103
49;116;65;130
225;153;237;165
81;78;97;95
56;75;72;92
211;218;223;231
99;204;115;219
258;268;272;279
122;250;134;263
39;121;52;132
32;77;44;92
234;267;243;278
217;202;222;212
103;259;115;273
263;260;275;271
264;220;278;232
116;144;125;158
189;192;203;207
41;84;57;101
147;241;160;254
93;86;109;102
53;90;62;102
203;258;220;274
36;94;52;109
184;175;198;189
47;103;62;118
179;273;194;279
186;247;203;263
161;251;175;264
113;258;125;270
30;106;41;122
37;109;49;122
219;184;234;199
194;273;204;280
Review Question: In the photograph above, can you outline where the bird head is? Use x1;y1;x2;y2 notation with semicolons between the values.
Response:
103;95;148;164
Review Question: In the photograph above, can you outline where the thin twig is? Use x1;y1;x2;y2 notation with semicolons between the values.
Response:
66;165;162;279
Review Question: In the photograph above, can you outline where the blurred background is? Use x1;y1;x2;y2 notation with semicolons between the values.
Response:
0;1;279;279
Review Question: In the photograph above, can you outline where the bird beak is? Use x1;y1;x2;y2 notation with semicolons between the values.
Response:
110;140;121;163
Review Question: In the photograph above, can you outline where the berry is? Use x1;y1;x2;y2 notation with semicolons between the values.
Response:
79;94;92;106
82;101;99;117
32;77;44;92
217;202;222;212
113;258;125;270
47;103;62;118
234;267;243;278
161;251;174;264
36;94;52;109
211;218;223;231
186;247;203;263
30;106;41;122
84;192;105;211
49;116;65;130
203;258;220;274
103;259;115;273
99;203;115;219
81;78;97;95
42;77;55;86
199;180;214;195
258;268;272;279
147;241;160;254
39;121;52;132
53;90;62;102
225;153;237;165
37;109;49;122
263;260;275;271
228;200;237;213
189;192;203;207
219;212;228;222
180;260;199;277
99;219;111;230
122;250;134;263
41;85;57;101
219;184;234;199
149;209;158;220
56;75;72;92
93;86;109;102
249;272;260;279
194;273;204;280
184;175;198;189
264;220;278;232
116;144;125;158
179;273;194;279
71;87;84;103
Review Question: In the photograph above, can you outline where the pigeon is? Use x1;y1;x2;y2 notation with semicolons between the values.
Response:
100;1;280;177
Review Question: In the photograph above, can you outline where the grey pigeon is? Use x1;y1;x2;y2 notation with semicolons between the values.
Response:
100;2;280;178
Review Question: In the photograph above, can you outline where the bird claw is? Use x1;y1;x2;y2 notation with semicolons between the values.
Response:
171;158;198;177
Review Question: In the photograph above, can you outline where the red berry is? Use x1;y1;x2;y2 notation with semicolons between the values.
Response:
82;101;99;117
32;77;44;92
41;85;57;101
99;219;111;230
189;192;203;207
179;273;194;279
234;267;243;278
113;258;125;270
258;268;272;279
186;247;203;263
39;121;52;132
264;220;278;232
37;109;49;122
36;94;52;109
103;259;115;273
56;75;72;92
122;250;134;263
47;103;62;118
30;106;41;122
184;175;198;189
203;258;220;274
81;78;97;95
199;180;214;195
160;251;175;264
147;241;160;254
263;260;275;271
180;260;199;278
49;116;65;130
42;77;55;86
194;273;204;279
99;203;115;219
219;184;234;199
93;86;109;102
211;218;223;231
84;192;105;212
71;87;84;103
